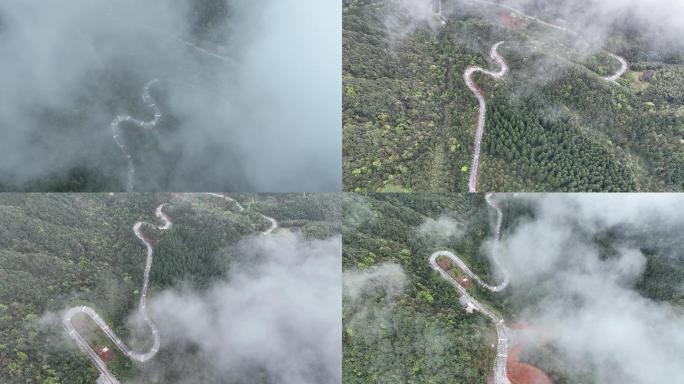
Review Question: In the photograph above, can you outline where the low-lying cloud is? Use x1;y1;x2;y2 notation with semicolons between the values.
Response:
146;232;341;383
344;263;408;303
343;263;409;346
500;194;684;383
0;0;341;191
380;0;684;56
417;215;465;242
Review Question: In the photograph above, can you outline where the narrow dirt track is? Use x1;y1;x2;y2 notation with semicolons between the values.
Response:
429;193;511;384
62;195;277;384
464;43;509;193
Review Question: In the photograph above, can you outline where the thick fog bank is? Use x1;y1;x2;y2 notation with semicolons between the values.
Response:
0;0;341;191
499;194;684;383
142;232;342;383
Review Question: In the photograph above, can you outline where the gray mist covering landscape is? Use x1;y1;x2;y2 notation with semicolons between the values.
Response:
499;194;684;383
0;0;341;192
397;0;684;49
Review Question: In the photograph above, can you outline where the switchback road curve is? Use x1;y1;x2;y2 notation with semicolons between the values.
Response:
206;193;279;234
62;203;171;384
464;42;509;193
474;0;628;82
428;193;511;384
111;79;162;193
603;53;628;83
63;195;278;383
444;0;627;191
106;1;234;192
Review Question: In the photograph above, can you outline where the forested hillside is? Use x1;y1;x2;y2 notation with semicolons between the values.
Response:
343;0;684;192
342;193;684;383
343;193;506;383
0;193;340;383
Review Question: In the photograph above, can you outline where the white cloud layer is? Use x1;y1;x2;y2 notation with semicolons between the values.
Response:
500;194;684;383
147;232;342;383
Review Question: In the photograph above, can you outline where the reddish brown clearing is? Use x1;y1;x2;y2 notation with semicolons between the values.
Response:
95;346;114;363
507;345;553;384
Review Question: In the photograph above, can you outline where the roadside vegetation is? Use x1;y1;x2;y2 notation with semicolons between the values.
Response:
343;0;684;192
343;193;684;383
0;193;339;383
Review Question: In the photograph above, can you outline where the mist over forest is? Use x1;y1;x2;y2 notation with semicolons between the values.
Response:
343;0;684;192
0;0;341;192
0;193;342;383
342;193;684;383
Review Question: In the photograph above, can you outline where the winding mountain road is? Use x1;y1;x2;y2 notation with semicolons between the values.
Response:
111;79;163;192
106;1;234;192
464;42;509;193
428;193;511;384
63;203;171;384
457;0;627;192
602;53;629;82
206;193;279;234
63;195;277;383
474;0;627;82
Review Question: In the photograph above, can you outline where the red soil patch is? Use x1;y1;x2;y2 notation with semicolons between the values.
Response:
507;345;553;384
506;323;553;384
95;346;114;363
499;11;522;29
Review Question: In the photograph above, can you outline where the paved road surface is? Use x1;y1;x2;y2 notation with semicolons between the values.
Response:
63;195;278;383
474;0;627;82
464;43;509;193
206;193;279;234
428;193;511;384
63;203;170;384
458;0;627;192
106;0;234;192
111;79;162;192
603;53;629;82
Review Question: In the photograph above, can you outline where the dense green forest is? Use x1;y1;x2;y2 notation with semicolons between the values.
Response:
343;0;684;192
343;193;507;383
0;193;340;383
342;193;684;383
